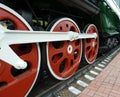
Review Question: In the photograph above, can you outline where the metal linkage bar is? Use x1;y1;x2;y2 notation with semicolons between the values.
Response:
0;45;27;69
0;26;97;69
3;29;97;45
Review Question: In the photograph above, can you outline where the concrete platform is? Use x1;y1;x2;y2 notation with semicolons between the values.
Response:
78;52;120;97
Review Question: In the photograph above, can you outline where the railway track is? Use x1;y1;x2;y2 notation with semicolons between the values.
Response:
28;45;120;97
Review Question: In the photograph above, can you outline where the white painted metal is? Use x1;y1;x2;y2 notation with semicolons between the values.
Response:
84;75;95;81
0;4;97;80
0;25;97;70
84;24;99;64
67;45;73;54
68;86;81;95
0;45;27;69
0;3;41;97
94;67;103;71
90;70;99;75
1;28;97;45
76;80;88;87
46;18;82;80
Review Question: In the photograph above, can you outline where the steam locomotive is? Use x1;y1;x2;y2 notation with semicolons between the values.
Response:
0;0;120;97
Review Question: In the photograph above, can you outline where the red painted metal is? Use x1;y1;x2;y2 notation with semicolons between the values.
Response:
84;24;99;64
0;8;39;97
47;18;82;80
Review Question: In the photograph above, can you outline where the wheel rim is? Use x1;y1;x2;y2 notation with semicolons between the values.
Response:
84;24;99;64
0;4;40;97
47;18;82;80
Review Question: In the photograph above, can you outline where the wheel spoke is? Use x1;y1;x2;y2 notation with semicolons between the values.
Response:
51;56;65;74
86;46;92;55
0;4;40;97
48;41;67;59
85;40;92;47
84;24;99;64
46;18;82;80
0;61;15;82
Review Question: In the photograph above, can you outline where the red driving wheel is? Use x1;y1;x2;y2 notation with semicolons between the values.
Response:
0;4;40;97
84;24;99;64
46;18;82;80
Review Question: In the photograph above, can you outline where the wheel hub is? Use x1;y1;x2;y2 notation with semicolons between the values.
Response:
67;45;73;54
46;18;82;80
0;4;40;97
84;24;99;64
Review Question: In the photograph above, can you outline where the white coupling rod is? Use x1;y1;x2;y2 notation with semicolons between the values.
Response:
0;27;97;69
3;30;97;45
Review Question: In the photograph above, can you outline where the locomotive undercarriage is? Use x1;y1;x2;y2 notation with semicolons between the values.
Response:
0;0;119;97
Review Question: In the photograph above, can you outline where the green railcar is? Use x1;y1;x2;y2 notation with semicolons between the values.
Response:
99;0;120;36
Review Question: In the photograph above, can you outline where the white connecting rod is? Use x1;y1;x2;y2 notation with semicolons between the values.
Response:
0;44;27;69
0;26;97;69
2;30;97;45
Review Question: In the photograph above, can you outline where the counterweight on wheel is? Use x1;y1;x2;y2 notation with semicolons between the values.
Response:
0;3;40;97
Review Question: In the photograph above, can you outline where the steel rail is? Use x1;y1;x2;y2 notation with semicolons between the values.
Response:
31;45;120;97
